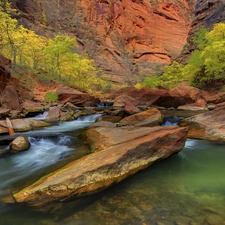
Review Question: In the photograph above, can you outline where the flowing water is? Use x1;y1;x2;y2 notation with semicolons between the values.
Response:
0;115;225;225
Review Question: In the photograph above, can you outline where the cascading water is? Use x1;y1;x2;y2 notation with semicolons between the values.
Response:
0;114;102;198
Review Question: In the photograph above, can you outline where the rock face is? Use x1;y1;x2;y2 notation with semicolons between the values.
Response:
11;0;195;83
9;136;30;153
179;103;225;141
191;0;225;33
13;125;188;206
184;0;225;58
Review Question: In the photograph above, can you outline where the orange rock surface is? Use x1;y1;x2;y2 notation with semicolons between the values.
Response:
11;0;195;82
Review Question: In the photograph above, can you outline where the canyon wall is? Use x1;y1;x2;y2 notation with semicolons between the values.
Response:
10;0;195;83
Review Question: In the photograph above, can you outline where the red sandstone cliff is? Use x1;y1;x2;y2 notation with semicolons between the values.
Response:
11;0;195;83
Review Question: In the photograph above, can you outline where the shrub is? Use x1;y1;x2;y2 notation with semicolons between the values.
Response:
44;91;58;103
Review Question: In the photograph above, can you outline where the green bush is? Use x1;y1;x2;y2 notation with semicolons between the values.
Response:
142;75;159;89
44;91;58;103
157;61;185;89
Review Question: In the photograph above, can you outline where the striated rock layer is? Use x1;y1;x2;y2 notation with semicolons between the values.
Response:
13;125;188;207
11;0;195;83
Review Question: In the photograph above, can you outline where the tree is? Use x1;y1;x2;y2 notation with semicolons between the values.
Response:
43;35;77;78
185;22;225;88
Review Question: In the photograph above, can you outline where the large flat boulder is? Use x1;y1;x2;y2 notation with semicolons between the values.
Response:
179;103;225;141
13;125;188;207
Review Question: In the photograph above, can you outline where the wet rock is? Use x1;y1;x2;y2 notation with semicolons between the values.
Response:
46;106;60;122
28;119;51;128
179;102;225;141
118;108;164;127
0;118;50;133
60;110;73;121
9;136;30;153
13;126;188;206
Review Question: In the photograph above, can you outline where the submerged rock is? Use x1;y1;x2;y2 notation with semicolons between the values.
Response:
9;136;30;153
13;125;188;207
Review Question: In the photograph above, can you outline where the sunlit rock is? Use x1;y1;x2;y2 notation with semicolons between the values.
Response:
118;108;164;127
13;125;188;206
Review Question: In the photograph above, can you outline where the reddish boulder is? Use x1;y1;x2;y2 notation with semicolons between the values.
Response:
124;100;140;115
1;85;21;111
56;87;99;107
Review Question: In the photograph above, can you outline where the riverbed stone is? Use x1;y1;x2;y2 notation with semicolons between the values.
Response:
13;125;188;206
179;102;225;141
0;118;50;133
9;136;30;153
45;106;61;122
118;108;164;127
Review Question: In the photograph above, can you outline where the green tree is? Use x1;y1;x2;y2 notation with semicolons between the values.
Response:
185;22;225;88
43;35;77;78
191;27;208;50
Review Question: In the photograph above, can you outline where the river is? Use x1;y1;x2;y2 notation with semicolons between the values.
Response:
0;115;225;225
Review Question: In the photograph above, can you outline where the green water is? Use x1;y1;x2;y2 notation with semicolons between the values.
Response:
0;138;225;225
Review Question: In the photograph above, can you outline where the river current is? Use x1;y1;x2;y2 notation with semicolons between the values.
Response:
0;115;225;225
